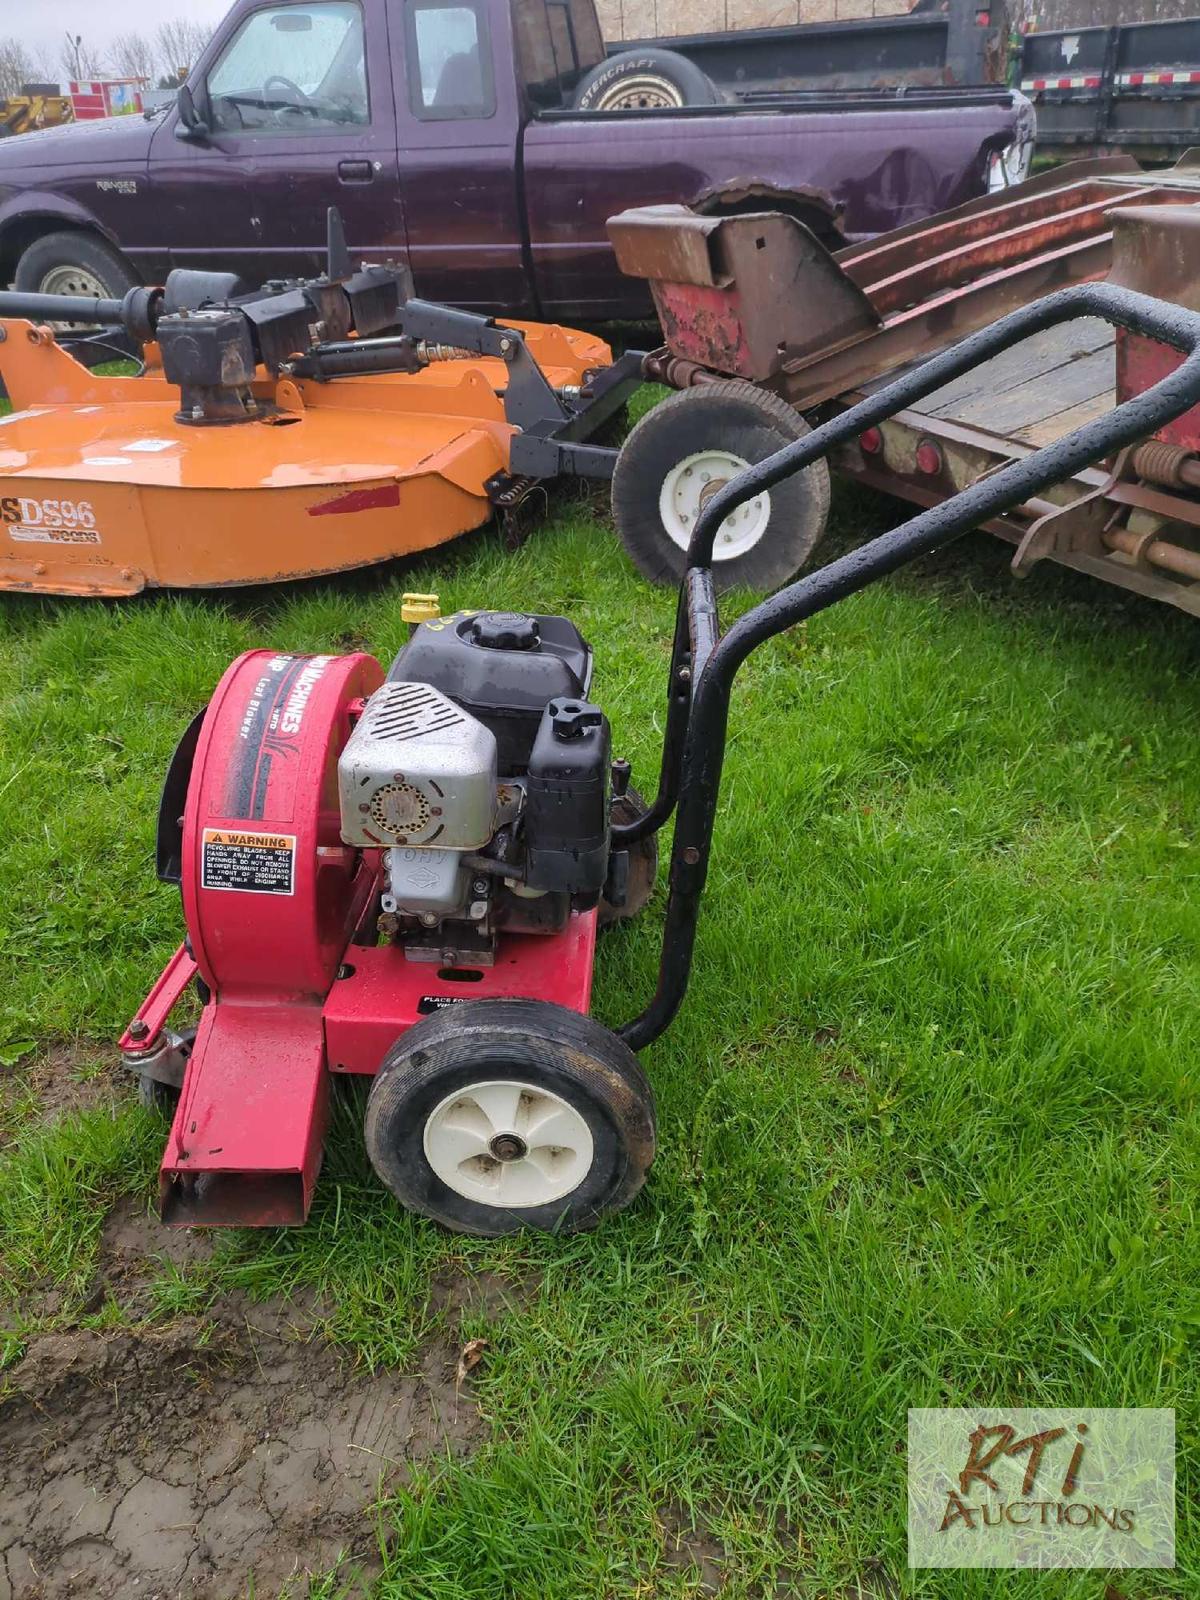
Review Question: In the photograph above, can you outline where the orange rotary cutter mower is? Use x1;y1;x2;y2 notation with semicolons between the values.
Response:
120;281;1200;1237
0;215;640;597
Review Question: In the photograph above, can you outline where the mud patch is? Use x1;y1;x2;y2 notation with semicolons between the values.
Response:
658;1501;727;1595
426;1262;537;1324
86;1197;215;1319
0;1042;117;1141
0;1297;482;1599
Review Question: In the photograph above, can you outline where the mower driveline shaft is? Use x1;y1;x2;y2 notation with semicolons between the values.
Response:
0;286;160;340
0;291;121;324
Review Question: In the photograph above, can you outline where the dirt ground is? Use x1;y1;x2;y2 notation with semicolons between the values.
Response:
0;1202;496;1600
0;1045;117;1139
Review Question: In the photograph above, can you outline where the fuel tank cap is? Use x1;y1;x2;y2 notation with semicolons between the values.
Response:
469;612;541;651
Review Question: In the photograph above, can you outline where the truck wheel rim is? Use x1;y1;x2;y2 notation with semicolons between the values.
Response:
39;265;109;299
659;450;772;560
596;75;682;110
423;1079;594;1207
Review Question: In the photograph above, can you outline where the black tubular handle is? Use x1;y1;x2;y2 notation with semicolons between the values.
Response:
617;282;1200;1050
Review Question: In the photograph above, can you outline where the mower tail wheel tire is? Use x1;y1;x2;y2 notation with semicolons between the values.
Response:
611;381;831;592
14;230;141;303
600;785;658;927
364;999;655;1236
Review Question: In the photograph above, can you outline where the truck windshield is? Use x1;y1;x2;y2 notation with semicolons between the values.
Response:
207;1;369;132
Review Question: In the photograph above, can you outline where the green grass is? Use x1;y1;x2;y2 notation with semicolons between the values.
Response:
1;432;1198;1595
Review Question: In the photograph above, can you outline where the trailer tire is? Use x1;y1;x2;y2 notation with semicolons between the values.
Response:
364;999;655;1236
572;49;720;112
14;230;140;302
612;381;830;591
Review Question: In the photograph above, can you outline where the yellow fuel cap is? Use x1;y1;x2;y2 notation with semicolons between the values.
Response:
401;592;441;623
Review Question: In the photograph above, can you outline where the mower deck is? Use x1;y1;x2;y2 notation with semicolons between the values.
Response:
0;321;612;596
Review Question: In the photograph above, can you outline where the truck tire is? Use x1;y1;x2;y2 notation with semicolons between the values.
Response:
611;381;831;592
572;48;720;112
14;230;140;301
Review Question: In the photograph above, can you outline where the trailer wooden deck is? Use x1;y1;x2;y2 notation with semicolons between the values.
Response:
843;308;1200;618
858;319;1118;452
916;319;1115;449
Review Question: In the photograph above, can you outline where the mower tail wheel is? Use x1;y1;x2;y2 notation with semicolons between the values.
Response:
611;380;831;592
133;1025;195;1118
364;999;655;1236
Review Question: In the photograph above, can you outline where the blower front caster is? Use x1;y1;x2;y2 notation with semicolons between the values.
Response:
123;281;1200;1236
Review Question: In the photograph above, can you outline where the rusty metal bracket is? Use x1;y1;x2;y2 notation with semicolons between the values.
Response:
1011;448;1131;575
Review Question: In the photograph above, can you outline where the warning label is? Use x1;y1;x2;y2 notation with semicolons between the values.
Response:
418;995;469;1015
201;828;296;896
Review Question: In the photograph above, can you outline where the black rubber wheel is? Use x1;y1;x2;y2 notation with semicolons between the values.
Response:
572;48;720;112
14;230;140;301
600;785;658;927
134;1027;193;1118
363;999;655;1236
137;1074;180;1116
611;381;831;592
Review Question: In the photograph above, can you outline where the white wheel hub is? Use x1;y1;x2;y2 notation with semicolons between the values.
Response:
39;264;110;299
596;75;682;110
423;1079;594;1207
659;450;771;560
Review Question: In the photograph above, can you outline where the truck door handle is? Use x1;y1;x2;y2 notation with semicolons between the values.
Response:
337;159;373;183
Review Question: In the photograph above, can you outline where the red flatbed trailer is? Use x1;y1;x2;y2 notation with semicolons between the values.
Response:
609;155;1200;614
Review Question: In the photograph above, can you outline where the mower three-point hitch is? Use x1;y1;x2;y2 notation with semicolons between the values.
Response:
122;282;1200;1236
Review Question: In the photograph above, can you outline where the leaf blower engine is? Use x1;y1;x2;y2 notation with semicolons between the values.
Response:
347;608;613;959
130;600;657;1238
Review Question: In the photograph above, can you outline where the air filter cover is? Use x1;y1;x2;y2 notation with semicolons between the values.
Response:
338;681;498;849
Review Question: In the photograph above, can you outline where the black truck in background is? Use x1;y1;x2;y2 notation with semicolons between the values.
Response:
1021;14;1200;160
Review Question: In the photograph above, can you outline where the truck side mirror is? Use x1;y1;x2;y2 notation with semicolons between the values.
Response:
175;83;210;143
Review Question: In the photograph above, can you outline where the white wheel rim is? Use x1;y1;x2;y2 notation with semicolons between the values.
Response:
39;264;109;299
596;75;682;110
423;1079;594;1208
659;449;771;560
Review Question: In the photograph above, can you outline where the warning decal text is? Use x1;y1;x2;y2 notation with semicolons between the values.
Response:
201;828;296;896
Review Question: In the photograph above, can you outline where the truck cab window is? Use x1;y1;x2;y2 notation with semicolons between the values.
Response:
406;0;495;120
207;2;368;133
515;0;604;108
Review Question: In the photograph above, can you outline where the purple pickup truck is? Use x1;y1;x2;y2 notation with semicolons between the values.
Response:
0;0;1032;322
